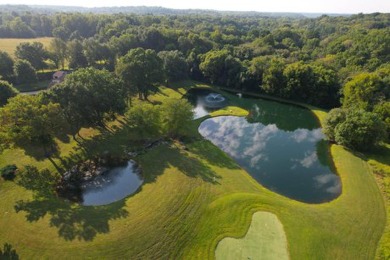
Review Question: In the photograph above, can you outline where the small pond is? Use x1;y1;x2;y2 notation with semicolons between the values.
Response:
184;88;228;119
81;161;143;206
198;98;341;203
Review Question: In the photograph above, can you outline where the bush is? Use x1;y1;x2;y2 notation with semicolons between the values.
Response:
324;108;386;151
322;108;346;142
1;165;17;180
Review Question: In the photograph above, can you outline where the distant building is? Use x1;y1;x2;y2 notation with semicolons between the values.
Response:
51;71;67;85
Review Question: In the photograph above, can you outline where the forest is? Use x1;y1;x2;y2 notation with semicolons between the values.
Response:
0;10;389;149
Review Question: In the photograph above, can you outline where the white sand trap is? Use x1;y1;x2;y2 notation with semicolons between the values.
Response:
215;211;289;260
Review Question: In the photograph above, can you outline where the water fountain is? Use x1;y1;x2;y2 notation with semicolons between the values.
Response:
184;88;229;119
203;93;227;108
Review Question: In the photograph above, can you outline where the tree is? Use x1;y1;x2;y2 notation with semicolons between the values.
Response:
126;102;161;139
199;49;243;88
50;38;68;69
108;33;139;57
47;68;125;136
342;72;389;111
0;95;63;149
83;38;113;69
14;42;48;70
116;48;163;100
0;80;18;107
13;59;37;84
67;40;88;69
158;50;188;85
322;108;346;142
160;98;194;138
282;62;340;107
324;108;386;151
374;101;390;140
0;51;14;80
262;58;286;96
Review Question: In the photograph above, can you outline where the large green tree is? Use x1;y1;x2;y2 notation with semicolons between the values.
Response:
15;42;48;70
282;62;339;107
0;51;14;80
158;50;188;85
0;95;63;149
13;59;37;84
0;80;18;107
47;67;125;136
116;48;163;100
67;40;88;69
126;102;161;139
262;58;286;96
322;108;346;142
199;49;243;88
50;38;68;69
160;98;194;138
323;108;386;151
343;72;389;111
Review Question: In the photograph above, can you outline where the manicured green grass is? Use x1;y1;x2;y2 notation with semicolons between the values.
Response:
0;80;386;259
365;144;390;259
0;37;53;57
215;211;288;260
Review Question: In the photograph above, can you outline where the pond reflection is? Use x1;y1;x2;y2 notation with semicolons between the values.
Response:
81;161;143;206
199;115;341;203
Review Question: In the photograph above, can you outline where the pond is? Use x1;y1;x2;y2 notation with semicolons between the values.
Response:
81;161;143;206
198;98;341;203
184;88;228;119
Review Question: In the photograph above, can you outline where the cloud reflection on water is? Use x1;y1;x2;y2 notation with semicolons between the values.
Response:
198;116;341;203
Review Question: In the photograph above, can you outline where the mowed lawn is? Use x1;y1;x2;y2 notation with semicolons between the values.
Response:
0;37;53;57
215;211;289;259
0;81;386;259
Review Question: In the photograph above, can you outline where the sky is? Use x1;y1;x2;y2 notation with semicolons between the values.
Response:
0;0;390;13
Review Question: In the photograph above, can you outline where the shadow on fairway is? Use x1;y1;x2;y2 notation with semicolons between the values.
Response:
14;166;128;241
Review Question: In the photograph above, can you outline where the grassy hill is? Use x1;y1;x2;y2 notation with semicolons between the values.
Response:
0;81;386;259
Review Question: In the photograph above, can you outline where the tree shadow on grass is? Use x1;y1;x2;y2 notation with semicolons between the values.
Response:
14;166;128;241
0;243;19;260
138;144;223;185
184;139;241;171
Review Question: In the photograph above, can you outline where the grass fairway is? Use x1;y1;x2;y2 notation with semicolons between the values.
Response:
215;211;288;260
0;81;386;259
0;37;53;57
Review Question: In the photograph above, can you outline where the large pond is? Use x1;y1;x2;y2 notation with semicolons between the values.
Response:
198;98;341;203
184;88;228;119
81;161;143;206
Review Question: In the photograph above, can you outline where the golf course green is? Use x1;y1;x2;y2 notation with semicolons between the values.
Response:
215;211;289;260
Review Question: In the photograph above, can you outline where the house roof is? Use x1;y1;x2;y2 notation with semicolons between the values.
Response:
53;71;67;78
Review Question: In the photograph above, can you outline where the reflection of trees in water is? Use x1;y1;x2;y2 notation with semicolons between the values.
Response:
81;163;142;192
14;166;129;241
316;140;336;171
247;102;318;132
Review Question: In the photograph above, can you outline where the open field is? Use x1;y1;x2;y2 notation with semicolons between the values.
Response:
0;81;386;259
0;37;53;57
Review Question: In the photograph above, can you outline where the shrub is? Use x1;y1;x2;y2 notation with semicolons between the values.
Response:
1;165;17;180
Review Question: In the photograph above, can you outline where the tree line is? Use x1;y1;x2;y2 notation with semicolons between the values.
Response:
0;11;389;152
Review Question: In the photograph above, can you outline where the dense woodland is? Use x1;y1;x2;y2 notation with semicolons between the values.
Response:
0;8;389;151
